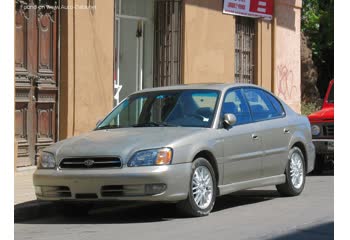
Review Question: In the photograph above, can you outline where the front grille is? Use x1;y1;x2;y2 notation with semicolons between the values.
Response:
75;193;98;199
101;184;167;197
59;157;122;169
323;124;334;137
40;186;71;198
101;185;145;197
101;185;124;197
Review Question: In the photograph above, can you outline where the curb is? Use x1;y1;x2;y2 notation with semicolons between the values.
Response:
15;166;36;176
16;166;37;172
14;200;57;222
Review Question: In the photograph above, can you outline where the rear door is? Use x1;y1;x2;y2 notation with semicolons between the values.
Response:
220;88;263;184
242;88;290;177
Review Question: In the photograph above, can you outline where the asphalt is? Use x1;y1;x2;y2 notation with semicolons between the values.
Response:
15;172;334;240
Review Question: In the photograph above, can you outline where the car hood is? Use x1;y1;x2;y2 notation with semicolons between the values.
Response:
45;127;203;163
308;107;334;122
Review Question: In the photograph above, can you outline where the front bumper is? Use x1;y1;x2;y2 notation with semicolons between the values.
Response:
306;142;316;173
33;163;192;202
312;139;334;155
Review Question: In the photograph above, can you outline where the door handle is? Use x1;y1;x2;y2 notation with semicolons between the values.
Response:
252;134;259;140
283;128;290;134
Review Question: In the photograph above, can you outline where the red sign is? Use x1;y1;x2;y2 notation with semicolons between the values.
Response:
223;0;274;20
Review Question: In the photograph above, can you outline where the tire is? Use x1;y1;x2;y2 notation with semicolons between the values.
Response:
54;202;93;217
276;147;306;197
176;158;217;217
313;154;325;174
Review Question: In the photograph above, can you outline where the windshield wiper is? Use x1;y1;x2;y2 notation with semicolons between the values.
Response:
132;122;178;127
95;125;124;130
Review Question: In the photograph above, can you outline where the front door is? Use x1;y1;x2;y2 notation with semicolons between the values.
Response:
220;89;263;184
15;0;58;167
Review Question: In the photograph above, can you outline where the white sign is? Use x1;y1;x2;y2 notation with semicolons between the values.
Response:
223;0;274;20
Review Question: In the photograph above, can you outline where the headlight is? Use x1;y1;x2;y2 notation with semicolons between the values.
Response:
127;148;173;167
311;125;321;136
38;152;56;169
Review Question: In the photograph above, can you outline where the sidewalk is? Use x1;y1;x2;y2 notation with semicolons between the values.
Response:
14;167;36;205
14;167;57;221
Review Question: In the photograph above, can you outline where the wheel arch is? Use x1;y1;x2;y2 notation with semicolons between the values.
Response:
291;141;308;172
193;150;219;185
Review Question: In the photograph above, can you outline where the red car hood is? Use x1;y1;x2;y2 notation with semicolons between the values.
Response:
308;107;334;122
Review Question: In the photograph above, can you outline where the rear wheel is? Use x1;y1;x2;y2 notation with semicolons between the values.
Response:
276;147;306;196
176;158;217;217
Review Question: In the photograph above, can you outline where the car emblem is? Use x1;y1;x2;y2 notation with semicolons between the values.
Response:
84;159;95;167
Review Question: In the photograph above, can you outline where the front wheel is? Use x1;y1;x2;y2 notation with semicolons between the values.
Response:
276;147;306;196
176;158;217;217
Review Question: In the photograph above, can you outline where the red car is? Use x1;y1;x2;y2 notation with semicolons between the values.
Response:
308;80;334;173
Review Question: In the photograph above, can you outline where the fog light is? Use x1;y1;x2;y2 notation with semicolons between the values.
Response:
35;186;42;195
145;184;167;195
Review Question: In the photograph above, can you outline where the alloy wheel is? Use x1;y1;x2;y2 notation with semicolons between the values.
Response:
192;166;214;209
290;151;304;189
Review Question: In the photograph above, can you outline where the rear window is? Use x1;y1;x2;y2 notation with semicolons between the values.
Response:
264;92;285;117
243;88;284;121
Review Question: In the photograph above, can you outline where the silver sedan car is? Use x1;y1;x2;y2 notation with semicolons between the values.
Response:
33;84;315;217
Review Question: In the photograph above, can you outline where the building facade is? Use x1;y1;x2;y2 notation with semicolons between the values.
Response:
14;0;302;167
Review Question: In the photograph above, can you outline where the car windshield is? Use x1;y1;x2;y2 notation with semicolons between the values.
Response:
96;90;220;129
327;84;334;103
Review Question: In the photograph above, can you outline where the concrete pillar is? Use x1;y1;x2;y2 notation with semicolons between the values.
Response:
183;0;235;84
59;0;114;139
273;0;302;112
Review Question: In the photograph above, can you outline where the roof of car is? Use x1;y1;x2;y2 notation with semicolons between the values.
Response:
136;83;262;93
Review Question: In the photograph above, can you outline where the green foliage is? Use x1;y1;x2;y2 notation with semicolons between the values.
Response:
302;0;333;57
301;101;322;116
302;0;334;97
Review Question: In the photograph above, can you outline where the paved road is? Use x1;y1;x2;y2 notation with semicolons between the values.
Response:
15;174;333;240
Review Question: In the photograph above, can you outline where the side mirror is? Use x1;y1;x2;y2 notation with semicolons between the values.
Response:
96;119;102;127
223;113;237;128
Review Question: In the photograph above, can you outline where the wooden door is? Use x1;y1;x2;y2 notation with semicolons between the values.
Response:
15;0;58;167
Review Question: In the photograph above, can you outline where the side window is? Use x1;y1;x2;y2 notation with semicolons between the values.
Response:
243;88;280;121
264;92;285;117
222;89;252;125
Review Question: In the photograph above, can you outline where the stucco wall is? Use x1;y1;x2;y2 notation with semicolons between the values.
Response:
273;0;302;112
183;0;235;84
59;0;302;139
60;0;114;139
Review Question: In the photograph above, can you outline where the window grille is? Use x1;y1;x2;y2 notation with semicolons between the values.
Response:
235;17;256;84
154;0;182;87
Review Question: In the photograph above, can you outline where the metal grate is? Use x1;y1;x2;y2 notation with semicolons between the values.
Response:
59;157;122;169
323;124;334;137
154;0;183;87
235;17;256;84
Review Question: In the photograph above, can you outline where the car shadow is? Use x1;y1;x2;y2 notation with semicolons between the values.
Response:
265;221;334;240
307;168;334;177
15;189;278;224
